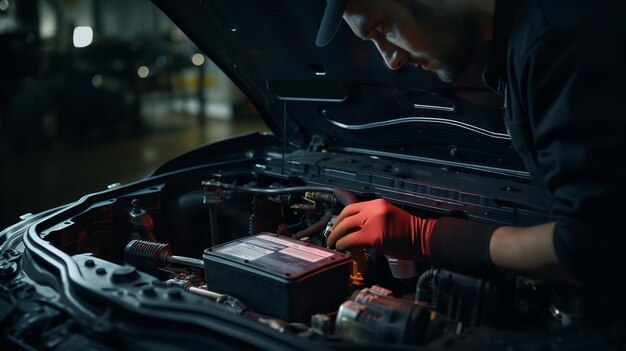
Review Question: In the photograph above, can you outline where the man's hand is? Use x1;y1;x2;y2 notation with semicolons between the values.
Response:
326;199;437;260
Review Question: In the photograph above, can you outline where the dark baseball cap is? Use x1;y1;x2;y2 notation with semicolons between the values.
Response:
316;0;348;47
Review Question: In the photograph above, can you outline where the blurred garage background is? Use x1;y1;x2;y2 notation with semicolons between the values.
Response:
0;0;268;228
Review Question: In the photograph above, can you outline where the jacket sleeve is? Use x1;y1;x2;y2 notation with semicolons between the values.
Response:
517;27;626;287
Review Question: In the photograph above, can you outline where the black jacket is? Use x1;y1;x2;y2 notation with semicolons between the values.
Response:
431;0;626;292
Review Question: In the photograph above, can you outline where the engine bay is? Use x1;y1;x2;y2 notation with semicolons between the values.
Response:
3;145;621;349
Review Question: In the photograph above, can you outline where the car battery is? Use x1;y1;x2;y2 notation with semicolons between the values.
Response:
203;233;351;321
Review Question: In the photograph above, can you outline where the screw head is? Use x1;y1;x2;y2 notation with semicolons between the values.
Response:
111;267;139;283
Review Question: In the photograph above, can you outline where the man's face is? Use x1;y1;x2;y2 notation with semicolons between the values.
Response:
343;0;481;82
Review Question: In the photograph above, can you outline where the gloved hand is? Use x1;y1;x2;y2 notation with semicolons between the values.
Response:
326;199;437;260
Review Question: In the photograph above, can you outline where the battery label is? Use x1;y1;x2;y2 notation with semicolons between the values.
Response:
246;238;286;251
279;247;325;262
209;234;348;278
219;242;273;261
257;234;334;259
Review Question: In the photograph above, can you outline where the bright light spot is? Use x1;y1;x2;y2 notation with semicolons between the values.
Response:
91;74;103;87
39;0;56;39
191;53;205;66
73;26;93;48
137;66;150;78
0;0;10;11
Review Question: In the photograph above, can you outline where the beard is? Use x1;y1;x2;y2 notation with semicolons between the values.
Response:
431;61;458;83
403;0;482;82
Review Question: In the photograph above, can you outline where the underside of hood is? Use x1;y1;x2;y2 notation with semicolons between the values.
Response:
152;0;526;176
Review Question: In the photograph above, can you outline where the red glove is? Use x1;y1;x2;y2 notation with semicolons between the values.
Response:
326;199;437;260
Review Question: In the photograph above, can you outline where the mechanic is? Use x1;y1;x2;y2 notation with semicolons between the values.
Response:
318;0;626;292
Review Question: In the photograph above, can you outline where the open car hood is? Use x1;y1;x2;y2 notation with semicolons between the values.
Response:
152;0;526;177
